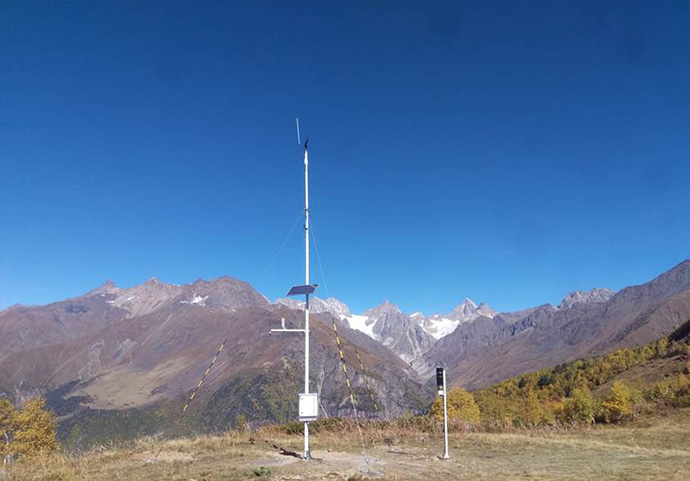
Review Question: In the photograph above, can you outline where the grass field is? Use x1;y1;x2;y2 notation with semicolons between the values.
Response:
5;409;690;480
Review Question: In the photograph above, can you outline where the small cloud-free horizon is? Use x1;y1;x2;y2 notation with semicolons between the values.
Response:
1;1;689;314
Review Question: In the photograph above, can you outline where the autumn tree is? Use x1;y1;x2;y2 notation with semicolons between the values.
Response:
519;391;545;427
474;391;514;427
600;381;633;423
559;387;596;424
11;397;58;459
431;387;480;424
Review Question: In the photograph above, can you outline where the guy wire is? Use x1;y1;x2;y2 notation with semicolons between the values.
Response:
183;338;228;413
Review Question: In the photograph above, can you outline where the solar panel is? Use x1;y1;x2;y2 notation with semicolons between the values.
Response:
286;284;318;296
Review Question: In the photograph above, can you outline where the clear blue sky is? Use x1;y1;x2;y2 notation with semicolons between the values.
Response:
1;1;688;314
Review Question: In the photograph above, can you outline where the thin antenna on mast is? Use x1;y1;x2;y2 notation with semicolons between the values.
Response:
296;118;301;145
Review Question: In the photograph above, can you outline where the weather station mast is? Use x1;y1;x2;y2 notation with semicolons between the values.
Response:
270;119;319;460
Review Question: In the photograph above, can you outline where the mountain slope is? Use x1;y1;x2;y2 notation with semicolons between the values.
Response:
558;288;615;309
0;276;269;359
425;260;690;390
472;317;690;427
0;278;428;446
359;302;435;364
0;296;128;357
340;298;498;364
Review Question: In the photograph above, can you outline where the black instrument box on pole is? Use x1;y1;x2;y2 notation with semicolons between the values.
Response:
436;367;444;394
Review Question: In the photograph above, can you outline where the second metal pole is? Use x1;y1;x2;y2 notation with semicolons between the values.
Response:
442;369;450;459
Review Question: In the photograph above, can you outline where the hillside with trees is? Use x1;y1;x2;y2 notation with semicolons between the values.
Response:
472;319;690;427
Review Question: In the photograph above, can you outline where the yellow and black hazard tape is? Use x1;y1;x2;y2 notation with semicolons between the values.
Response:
331;320;373;471
182;338;227;413
353;346;379;411
331;321;358;407
331;321;379;412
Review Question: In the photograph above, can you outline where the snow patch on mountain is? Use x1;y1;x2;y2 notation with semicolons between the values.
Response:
345;314;376;338
274;295;498;365
88;276;269;316
420;298;497;339
181;294;209;306
421;317;460;340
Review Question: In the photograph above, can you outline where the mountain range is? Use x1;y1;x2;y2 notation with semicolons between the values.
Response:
1;259;690;445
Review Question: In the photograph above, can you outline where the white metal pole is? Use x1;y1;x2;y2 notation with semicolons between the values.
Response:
303;143;311;459
442;369;450;459
305;145;309;288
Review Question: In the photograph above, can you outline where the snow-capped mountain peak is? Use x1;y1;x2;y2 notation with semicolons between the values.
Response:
419;298;497;340
452;298;478;316
274;294;496;364
363;300;402;317
320;297;353;318
476;301;499;318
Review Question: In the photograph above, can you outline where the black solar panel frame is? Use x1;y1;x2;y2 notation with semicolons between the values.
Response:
286;284;318;296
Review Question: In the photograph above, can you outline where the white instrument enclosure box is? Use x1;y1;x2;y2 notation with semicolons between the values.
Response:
299;393;319;421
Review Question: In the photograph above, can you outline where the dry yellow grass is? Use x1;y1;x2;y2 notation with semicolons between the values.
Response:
4;409;690;480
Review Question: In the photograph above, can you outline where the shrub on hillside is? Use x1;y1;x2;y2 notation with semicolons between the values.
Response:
600;381;633;423
558;387;597;425
646;373;690;408
519;391;546;427
235;414;248;432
